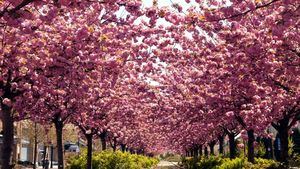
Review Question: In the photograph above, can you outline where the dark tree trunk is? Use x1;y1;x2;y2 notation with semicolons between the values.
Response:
209;141;216;156
43;145;47;168
101;136;107;151
54;119;64;169
199;145;203;157
204;147;208;157
273;117;290;164
263;137;274;159
278;125;289;164
112;138;117;152
269;138;274;159
218;135;224;155
247;130;255;163
121;144;126;152
193;147;199;158
1;104;14;169
228;133;236;159
190;149;193;157
50;145;54;168
86;134;93;169
33;123;38;169
99;132;107;151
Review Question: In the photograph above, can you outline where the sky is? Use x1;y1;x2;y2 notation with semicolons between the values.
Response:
141;0;196;10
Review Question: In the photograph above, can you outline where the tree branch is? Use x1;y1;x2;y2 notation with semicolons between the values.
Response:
0;0;35;18
210;0;280;22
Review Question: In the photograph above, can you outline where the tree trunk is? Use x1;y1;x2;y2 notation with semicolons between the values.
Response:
54;120;64;169
218;135;224;155
50;145;54;168
1;104;14;169
278;126;289;164
228;133;236;159
86;134;93;169
121;144;126;152
199;145;203;157
100;132;107;151
269;138;274;159
100;136;106;151
247;130;255;163
43;145;47;164
209;141;216;156
273;117;290;164
193;147;199;158
262;137;273;159
204;147;208;157
33;123;38;169
112;138;117;152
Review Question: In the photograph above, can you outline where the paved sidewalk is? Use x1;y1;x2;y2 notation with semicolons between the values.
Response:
155;161;181;169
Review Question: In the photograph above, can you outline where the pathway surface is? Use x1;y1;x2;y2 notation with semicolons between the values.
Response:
155;160;181;169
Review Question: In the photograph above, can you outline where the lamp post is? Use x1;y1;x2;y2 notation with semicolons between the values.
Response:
50;142;53;169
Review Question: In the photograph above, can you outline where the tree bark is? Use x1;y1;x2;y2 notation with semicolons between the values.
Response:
121;144;126;152
193;146;199;158
269;138;274;159
273;117;290;164
278;125;289;164
112;138;117;152
218;135;224;155
33;122;38;169
43;145;47;166
100;136;106;151
209;141;216;156
99;131;107;151
86;134;93;169
247;130;255;163
199;145;203;157
1;104;14;169
204;147;208;157
54;119;64;169
228;133;236;159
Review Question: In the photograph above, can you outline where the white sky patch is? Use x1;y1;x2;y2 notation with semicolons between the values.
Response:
142;0;197;10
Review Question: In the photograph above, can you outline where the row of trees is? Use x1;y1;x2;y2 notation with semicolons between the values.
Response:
0;0;299;169
145;0;299;165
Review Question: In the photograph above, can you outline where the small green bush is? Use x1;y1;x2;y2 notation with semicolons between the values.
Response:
181;157;198;169
289;154;300;167
181;156;222;169
181;157;280;169
198;157;223;169
67;150;159;169
217;158;245;169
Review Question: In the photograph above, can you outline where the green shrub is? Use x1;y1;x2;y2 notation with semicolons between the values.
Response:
252;158;279;169
217;158;245;169
181;157;280;169
67;150;159;169
198;157;223;169
289;154;300;167
181;156;222;169
181;157;198;169
256;142;266;158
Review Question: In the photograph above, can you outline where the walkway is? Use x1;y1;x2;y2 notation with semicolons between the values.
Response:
155;160;181;169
